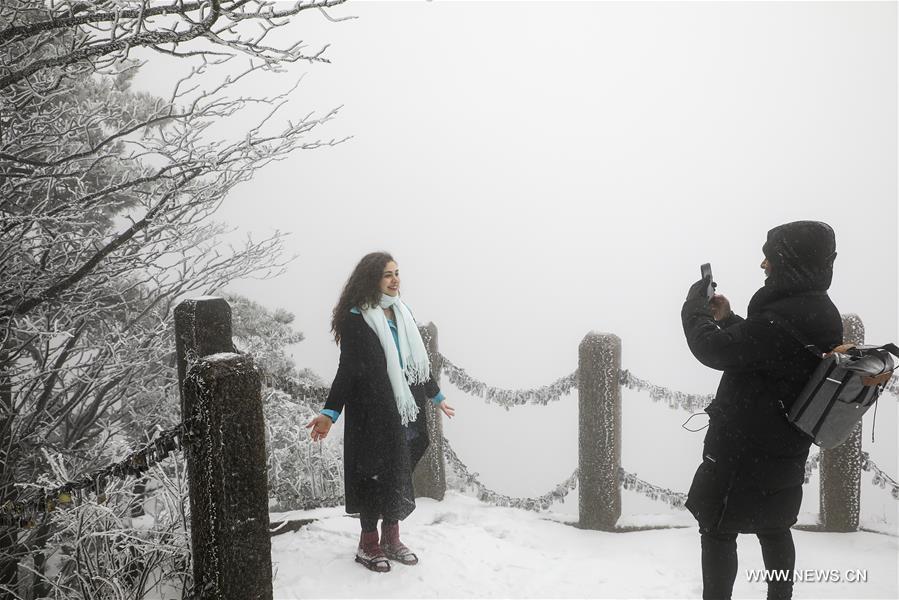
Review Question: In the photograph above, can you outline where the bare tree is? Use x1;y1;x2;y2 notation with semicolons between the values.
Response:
0;0;349;595
0;0;348;92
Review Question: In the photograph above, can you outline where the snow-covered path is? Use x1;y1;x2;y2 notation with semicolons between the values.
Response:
270;492;898;599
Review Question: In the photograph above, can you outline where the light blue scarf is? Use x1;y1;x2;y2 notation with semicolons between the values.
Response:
360;294;431;425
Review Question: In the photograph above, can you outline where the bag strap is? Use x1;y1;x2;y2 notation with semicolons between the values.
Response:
762;313;899;362
760;312;826;358
768;314;899;359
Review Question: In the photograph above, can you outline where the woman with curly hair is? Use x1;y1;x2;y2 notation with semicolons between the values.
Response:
306;252;455;573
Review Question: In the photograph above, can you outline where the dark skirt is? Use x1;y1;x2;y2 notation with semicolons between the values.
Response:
343;393;430;521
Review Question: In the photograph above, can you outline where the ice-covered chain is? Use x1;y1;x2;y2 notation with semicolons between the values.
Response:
884;376;899;400
438;352;713;413
0;420;193;527
442;436;577;511
444;437;687;512
438;354;577;409
443;442;835;514
619;370;714;413
618;468;688;510
860;452;899;500
268;376;331;404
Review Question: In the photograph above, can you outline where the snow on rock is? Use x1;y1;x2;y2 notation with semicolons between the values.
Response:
271;491;898;599
202;352;243;362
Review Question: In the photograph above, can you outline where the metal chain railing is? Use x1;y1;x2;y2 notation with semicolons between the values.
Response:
443;434;690;511
286;353;897;510
0;419;197;527
438;352;898;413
803;451;897;499
618;369;713;413
265;374;330;405
438;353;577;409
437;352;898;503
618;469;687;510
442;436;578;511
280;350;895;415
442;437;899;516
861;452;899;500
6;360;888;525
437;355;715;413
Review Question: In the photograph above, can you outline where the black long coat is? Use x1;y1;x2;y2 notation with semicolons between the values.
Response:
682;286;842;533
324;312;441;521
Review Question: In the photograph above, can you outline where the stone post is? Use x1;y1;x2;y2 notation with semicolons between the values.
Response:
413;322;446;500
819;313;864;532
578;332;622;530
174;297;272;600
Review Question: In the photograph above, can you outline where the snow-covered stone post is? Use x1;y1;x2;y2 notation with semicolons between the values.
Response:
174;297;273;600
819;314;864;532
578;332;622;530
413;322;446;500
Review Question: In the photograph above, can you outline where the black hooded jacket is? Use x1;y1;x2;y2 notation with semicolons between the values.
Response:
682;221;843;533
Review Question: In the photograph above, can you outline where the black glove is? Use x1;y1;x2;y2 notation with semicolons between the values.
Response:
686;275;714;302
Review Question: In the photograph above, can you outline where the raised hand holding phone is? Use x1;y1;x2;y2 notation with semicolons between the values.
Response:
700;263;732;321
700;263;714;300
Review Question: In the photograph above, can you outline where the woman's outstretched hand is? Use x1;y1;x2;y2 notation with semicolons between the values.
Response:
438;400;455;419
306;414;333;441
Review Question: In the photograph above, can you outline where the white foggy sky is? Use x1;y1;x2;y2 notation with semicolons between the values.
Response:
192;0;898;384
135;1;897;504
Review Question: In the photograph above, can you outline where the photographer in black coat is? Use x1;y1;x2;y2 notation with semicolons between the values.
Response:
682;221;842;600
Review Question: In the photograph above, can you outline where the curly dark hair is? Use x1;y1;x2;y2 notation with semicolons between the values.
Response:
331;251;395;344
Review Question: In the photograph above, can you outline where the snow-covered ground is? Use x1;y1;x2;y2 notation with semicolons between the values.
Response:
270;491;898;599
267;383;898;599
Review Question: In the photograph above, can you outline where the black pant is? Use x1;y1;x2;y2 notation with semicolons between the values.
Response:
360;515;397;533
701;528;795;600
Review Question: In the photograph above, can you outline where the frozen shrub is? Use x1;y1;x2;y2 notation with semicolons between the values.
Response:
263;389;344;511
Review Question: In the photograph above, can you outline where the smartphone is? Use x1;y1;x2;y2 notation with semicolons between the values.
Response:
700;263;714;300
